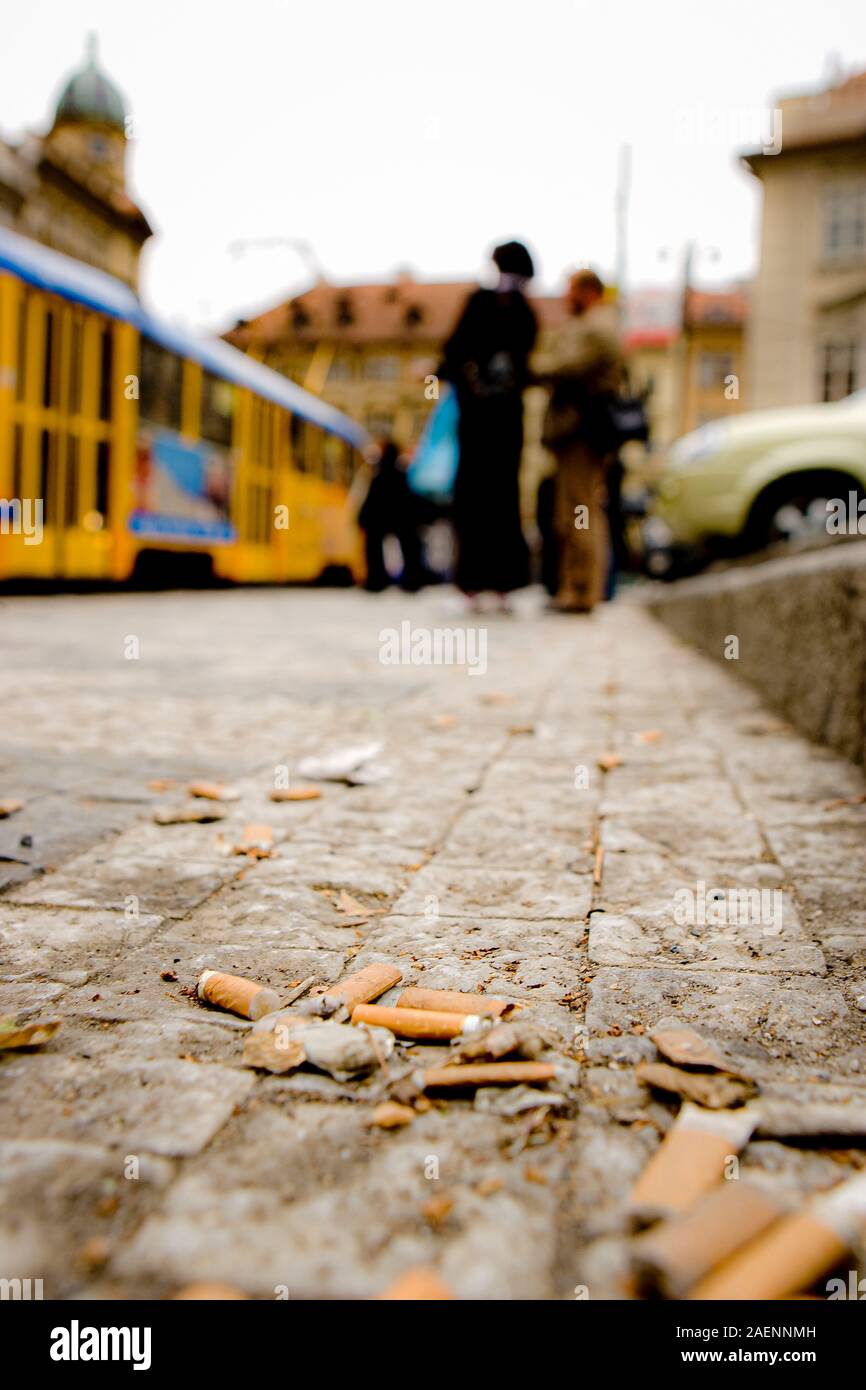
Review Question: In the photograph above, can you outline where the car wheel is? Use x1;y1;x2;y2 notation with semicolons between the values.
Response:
746;474;864;551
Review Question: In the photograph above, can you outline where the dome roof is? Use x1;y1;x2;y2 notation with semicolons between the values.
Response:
53;36;126;133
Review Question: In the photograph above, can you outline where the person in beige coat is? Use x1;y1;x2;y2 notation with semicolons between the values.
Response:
535;270;625;612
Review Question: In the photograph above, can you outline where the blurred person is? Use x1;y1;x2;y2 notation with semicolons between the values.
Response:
357;438;424;592
440;241;538;612
536;269;625;613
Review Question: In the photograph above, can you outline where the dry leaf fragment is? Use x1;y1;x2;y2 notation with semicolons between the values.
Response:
823;793;866;812
0;1016;61;1050
0;799;24;818
593;844;605;886
337;890;369;917
636;1061;757;1109
188;781;240;802
146;779;176;792
421;1194;454;1227
509;723;535;735
269;785;321;802
476;1176;504;1197
480;692;514;706
367;1101;415;1130
635;729;664;744
650;1024;735;1073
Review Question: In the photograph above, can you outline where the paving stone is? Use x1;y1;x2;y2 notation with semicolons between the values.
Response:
3;587;866;1300
588;907;825;975
0;1055;254;1157
391;864;592;921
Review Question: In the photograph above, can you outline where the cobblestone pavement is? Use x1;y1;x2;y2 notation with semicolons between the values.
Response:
2;586;866;1299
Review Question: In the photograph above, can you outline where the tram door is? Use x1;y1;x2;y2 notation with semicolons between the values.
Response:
8;290;115;579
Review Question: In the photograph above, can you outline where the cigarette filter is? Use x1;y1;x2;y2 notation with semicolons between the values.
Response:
631;1180;785;1298
376;1267;454;1300
689;1173;866;1300
197;969;281;1020
323;962;402;1012
396;987;515;1017
423;1061;557;1089
351;1003;481;1041
627;1103;756;1227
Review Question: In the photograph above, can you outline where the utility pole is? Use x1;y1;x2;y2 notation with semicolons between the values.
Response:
614;143;632;327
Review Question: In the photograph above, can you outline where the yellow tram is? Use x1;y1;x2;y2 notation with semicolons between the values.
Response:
0;227;367;583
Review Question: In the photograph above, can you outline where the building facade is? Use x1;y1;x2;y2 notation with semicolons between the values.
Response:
225;275;748;495
744;67;866;408
0;37;152;290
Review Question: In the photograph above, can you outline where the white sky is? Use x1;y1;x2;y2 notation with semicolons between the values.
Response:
3;0;864;332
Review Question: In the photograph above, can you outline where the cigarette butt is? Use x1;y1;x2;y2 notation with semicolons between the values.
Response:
631;1181;785;1298
689;1174;866;1300
396;987;515;1017
423;1061;557;1089
173;1282;249;1300
269;785;322;802
628;1104;756;1226
187;781;239;801
376;1267;454;1300
323;962;402;1012
688;1213;847;1300
351;1003;478;1040
197;969;281;1020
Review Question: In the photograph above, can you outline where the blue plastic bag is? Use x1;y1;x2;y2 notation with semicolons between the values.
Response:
407;388;459;503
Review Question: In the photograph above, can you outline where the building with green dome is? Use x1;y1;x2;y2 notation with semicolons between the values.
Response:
0;36;152;290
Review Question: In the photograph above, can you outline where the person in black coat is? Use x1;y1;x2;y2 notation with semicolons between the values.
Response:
440;241;538;609
357;438;424;592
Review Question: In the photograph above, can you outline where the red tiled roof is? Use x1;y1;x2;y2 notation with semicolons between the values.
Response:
226;278;568;348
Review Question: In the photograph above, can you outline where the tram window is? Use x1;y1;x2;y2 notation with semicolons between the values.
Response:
12;425;23;498
99;328;113;421
39;429;52;523
96;440;110;519
201;371;234;446
16;299;27;401
290;415;306;472
42;309;55;407
323;433;341;483
65;437;79;526
69;317;84;415
139;338;183;430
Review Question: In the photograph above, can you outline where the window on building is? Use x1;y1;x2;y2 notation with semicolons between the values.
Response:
366;411;394;437
824;183;866;263
139;338;184;430
364;355;400;382
819;342;858;401
200;371;234;446
697;351;734;390
327;354;354;383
